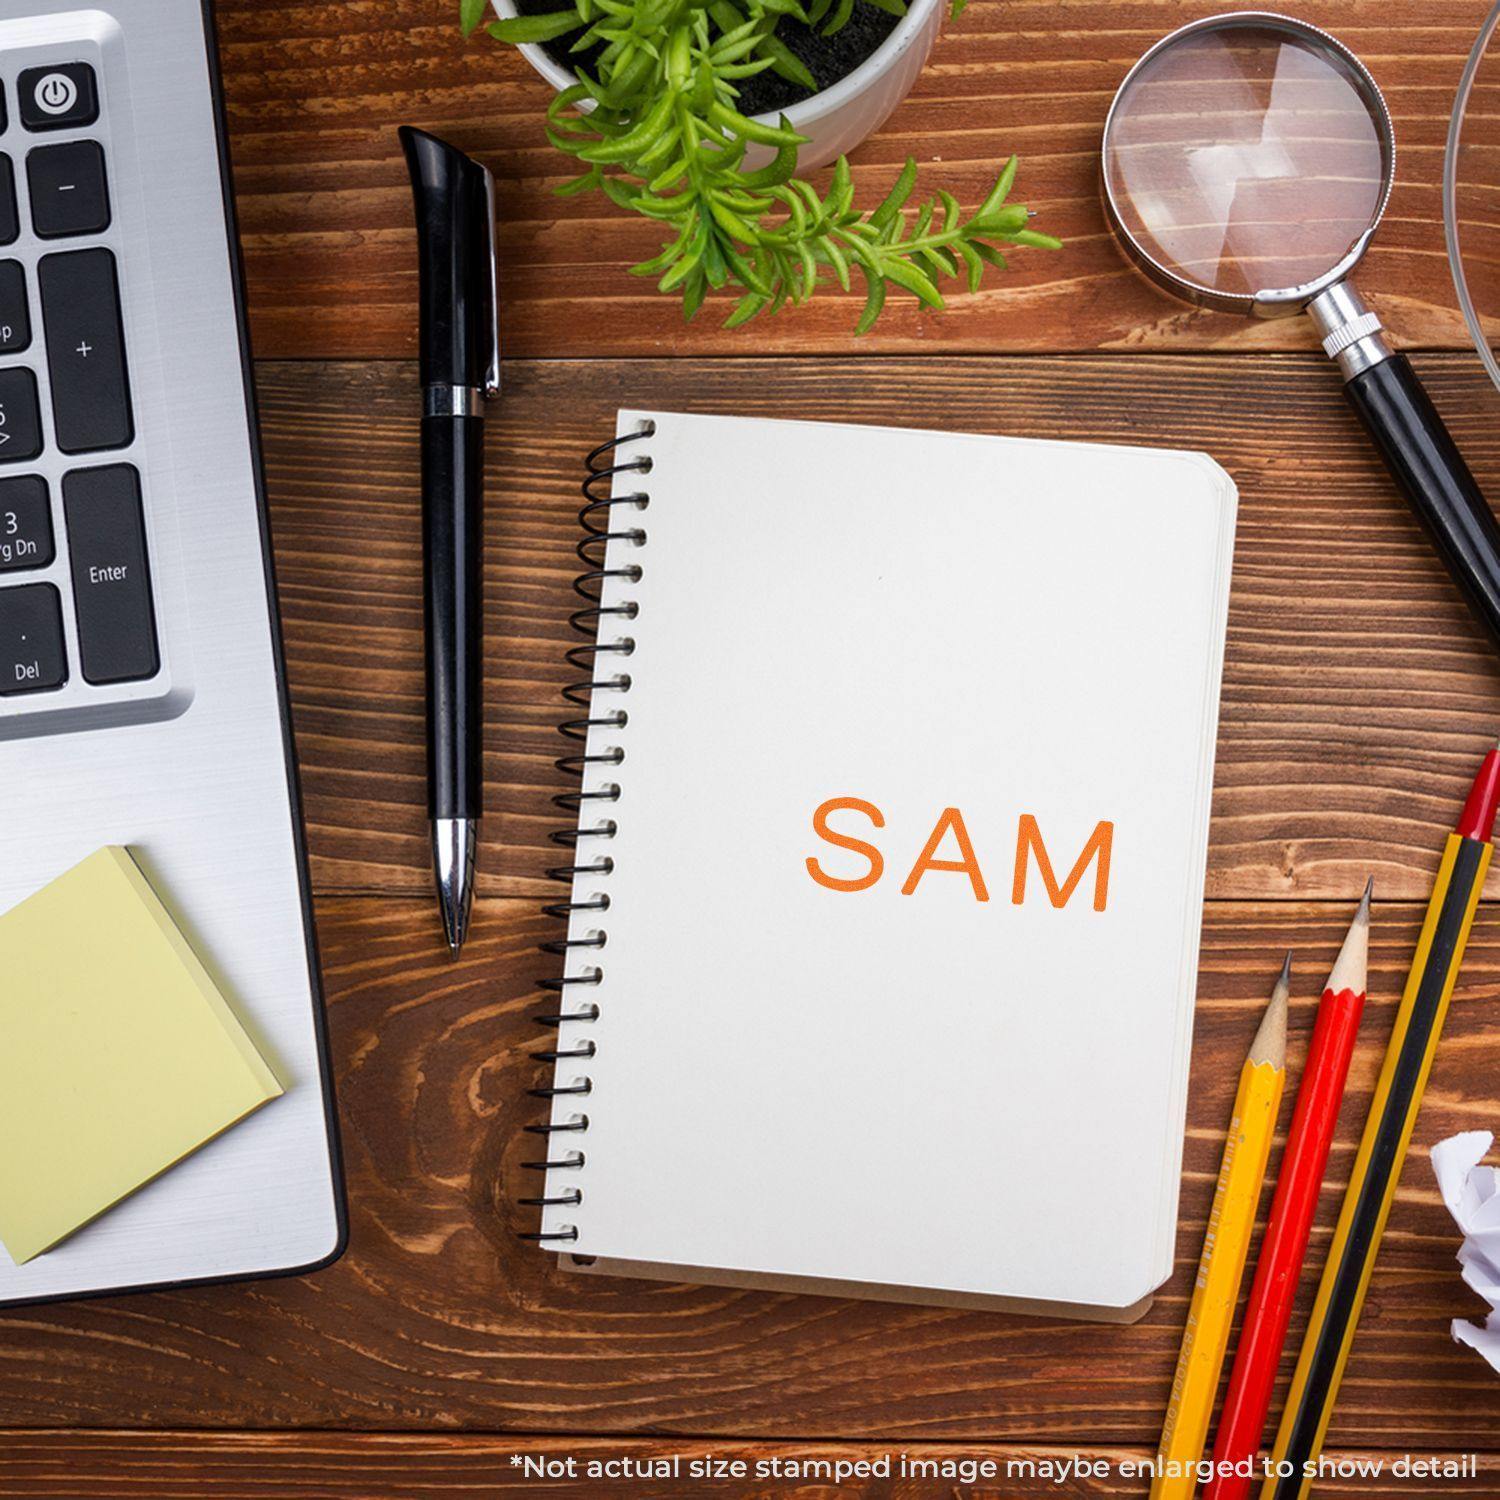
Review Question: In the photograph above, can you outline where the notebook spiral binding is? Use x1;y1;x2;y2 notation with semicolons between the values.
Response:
517;420;655;1247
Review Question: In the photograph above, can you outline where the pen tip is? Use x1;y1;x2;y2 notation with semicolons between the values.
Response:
1358;875;1373;919
1279;949;1292;987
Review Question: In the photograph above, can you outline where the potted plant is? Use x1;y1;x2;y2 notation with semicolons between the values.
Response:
460;0;1056;329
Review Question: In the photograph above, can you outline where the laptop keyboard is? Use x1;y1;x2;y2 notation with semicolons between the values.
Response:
0;58;159;701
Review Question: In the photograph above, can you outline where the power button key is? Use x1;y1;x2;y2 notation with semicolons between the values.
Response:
18;64;98;132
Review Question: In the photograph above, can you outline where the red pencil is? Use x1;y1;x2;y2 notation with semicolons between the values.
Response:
1202;881;1372;1500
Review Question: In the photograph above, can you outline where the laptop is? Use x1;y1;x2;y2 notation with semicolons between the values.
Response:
0;0;346;1303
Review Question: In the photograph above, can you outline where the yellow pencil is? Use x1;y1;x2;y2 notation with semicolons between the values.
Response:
1152;957;1289;1500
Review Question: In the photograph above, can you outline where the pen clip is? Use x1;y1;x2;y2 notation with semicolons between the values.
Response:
482;163;501;401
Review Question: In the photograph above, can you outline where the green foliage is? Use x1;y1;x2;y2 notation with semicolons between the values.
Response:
464;0;1058;329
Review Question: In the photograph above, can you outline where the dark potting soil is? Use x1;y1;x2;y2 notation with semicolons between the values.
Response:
511;0;900;118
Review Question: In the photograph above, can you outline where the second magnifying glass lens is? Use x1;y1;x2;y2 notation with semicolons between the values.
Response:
1103;21;1391;299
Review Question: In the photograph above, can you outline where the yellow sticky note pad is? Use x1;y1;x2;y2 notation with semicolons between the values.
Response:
0;847;282;1264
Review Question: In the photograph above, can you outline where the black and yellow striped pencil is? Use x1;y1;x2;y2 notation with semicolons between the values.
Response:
1262;740;1500;1499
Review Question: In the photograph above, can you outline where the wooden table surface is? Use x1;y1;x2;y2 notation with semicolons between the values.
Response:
8;1;1500;1495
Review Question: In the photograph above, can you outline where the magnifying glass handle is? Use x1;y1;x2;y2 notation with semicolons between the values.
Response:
1343;353;1500;646
1313;285;1500;647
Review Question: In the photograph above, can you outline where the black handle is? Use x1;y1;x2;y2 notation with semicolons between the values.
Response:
423;415;484;819
1345;353;1500;646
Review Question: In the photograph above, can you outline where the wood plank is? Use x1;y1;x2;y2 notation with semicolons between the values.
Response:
0;1432;1491;1496
256;354;1500;904
0;895;1498;1445
216;0;1488;359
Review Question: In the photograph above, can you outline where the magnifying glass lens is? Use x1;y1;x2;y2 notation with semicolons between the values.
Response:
1104;23;1390;297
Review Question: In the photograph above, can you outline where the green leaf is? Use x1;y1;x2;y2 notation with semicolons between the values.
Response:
823;235;850;290
722;291;768;328
637;121;684;168
461;0;490;36
955;239;984;292
716;189;775;212
487;11;582;43
738;137;800;189
854;270;886;334
718;58;778;80
1009;228;1063;249
969;203;1028;234
949;0;968;15
579;89;675;162
868;157;918;230
797;240;817;298
880;254;944;308
659;254;701;293
760;34;817;91
793;179;824;220
648;156;691;191
666;25;693;86
919;245;958;278
822;0;854;35
709;198;761;244
708;100;807;147
631;218;695;275
554;168;603;197
719;236;771;293
600;173;640;209
682;270;708;321
824;155;854;219
702;232;728;288
658;220;705;290
547;81;593;118
976;155;1018;220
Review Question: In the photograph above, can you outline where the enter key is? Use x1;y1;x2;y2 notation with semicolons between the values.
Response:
63;464;159;684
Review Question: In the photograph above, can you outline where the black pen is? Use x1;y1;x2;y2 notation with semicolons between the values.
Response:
400;128;499;954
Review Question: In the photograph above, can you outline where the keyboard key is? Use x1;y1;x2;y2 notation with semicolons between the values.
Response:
39;249;132;453
0;83;8;136
0;369;43;464
28;141;110;238
0;262;29;354
19;64;99;133
0;477;52;571
0;157;15;247
64;465;158;684
0;582;66;694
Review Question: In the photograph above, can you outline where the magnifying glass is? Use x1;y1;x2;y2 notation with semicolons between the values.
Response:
1103;11;1500;649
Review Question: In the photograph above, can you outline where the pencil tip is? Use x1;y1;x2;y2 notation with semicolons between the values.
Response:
1251;967;1289;1068
1326;883;1373;996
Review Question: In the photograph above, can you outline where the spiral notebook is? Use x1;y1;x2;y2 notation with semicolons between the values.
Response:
527;410;1237;1321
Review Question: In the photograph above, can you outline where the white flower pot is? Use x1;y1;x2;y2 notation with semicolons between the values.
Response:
492;0;943;170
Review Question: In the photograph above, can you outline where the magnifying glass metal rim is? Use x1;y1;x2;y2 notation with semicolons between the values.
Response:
1100;9;1397;318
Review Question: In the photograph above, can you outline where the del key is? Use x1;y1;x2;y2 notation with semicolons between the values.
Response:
39;247;134;453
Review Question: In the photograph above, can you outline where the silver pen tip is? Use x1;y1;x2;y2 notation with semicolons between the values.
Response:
433;817;478;957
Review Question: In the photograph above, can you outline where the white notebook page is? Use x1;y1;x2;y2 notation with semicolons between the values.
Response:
541;411;1237;1312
